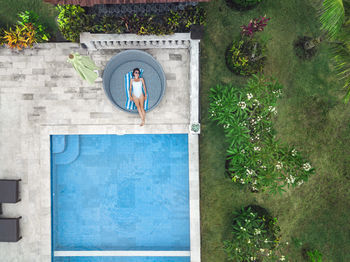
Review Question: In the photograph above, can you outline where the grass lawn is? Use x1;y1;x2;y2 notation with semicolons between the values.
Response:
0;0;58;35
199;0;350;261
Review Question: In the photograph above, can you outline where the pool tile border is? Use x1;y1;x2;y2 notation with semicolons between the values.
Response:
40;124;200;261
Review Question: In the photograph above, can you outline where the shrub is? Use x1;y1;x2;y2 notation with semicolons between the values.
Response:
56;5;206;42
209;74;315;194
56;4;87;42
226;17;270;76
224;205;286;261
226;36;266;76
228;0;262;11
241;16;270;38
307;249;323;262
17;11;50;42
2;23;37;50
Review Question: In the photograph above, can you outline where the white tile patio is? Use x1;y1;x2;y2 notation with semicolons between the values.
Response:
0;35;200;262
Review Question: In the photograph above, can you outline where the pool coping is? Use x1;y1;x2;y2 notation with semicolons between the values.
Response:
40;125;200;261
39;32;201;262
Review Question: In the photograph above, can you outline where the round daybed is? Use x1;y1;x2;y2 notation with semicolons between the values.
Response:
102;50;166;113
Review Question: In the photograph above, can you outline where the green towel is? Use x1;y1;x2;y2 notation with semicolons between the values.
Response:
67;53;99;85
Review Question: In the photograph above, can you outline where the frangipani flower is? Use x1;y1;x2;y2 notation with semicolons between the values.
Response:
303;162;312;171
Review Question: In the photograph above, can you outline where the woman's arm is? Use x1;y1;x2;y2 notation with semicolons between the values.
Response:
141;78;147;98
129;79;133;100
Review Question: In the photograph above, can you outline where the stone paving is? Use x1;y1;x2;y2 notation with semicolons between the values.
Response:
0;42;198;261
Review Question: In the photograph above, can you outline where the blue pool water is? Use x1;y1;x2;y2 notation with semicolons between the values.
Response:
51;134;190;261
54;257;190;262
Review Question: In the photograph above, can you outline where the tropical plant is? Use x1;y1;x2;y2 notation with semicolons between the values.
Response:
226;17;270;75
309;0;350;101
226;36;266;76
209;74;315;194
184;5;207;28
17;11;50;42
2;23;37;50
56;5;206;41
224;205;287;261
56;4;87;42
307;249;323;262
241;15;270;38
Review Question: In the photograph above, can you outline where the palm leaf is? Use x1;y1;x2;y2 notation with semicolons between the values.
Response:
331;33;350;101
320;0;345;39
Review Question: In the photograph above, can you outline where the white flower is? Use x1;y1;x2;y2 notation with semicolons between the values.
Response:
247;239;251;244
268;106;276;113
280;255;286;261
264;239;268;243
250;119;257;125
241;149;246;154
297;180;304;186
246;169;254;176
261;165;267;170
254;146;261;151
237;101;246;109
274;110;278;115
253;99;260;106
240;178;245;184
247;93;253;100
254;228;261;235
287;175;295;184
276;161;283;170
303;162;312;171
291;149;297;157
252;186;258;191
260;248;265;252
266;127;271;132
257;116;262;122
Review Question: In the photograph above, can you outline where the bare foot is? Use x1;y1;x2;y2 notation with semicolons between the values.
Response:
140;120;145;126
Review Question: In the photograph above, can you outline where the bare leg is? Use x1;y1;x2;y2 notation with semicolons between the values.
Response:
133;96;144;126
139;95;146;125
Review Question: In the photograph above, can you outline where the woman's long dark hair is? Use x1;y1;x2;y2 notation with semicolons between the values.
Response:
132;68;140;77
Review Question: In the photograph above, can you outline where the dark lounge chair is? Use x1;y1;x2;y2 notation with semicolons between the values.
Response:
0;179;21;203
0;217;22;242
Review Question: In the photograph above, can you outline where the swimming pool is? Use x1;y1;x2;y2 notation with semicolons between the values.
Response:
51;134;190;261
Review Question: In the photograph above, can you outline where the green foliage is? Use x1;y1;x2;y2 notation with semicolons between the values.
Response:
229;0;262;10
331;26;350;102
320;0;345;40
209;74;315;193
2;23;37;49
17;10;49;42
226;36;266;76
224;205;286;261
56;4;87;42
56;5;206;42
307;249;323;262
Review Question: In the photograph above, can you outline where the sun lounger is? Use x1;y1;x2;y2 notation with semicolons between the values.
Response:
125;69;149;111
103;50;166;113
0;179;21;203
0;217;22;242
